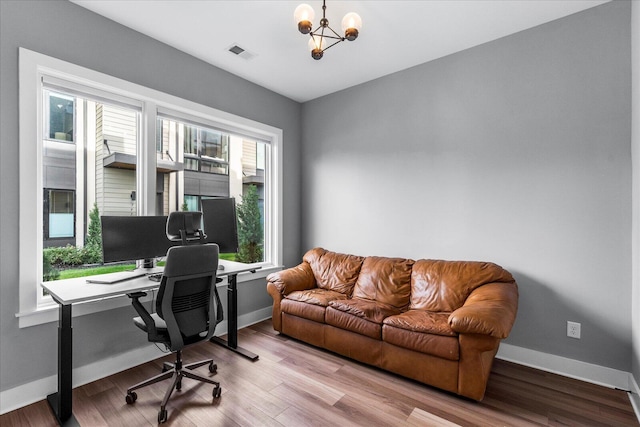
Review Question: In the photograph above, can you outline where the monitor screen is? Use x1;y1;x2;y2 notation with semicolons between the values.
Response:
201;198;239;254
101;216;176;264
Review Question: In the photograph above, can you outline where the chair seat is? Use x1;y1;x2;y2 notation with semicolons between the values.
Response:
133;313;171;343
133;313;167;332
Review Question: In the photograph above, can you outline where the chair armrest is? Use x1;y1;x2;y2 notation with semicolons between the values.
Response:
448;282;518;339
266;262;317;295
126;291;158;337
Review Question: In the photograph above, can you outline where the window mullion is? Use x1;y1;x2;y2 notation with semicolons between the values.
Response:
139;101;157;215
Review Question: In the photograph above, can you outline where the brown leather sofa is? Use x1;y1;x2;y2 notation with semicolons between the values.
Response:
266;247;518;401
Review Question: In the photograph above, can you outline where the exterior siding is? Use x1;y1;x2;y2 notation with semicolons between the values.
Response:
184;171;229;197
97;105;137;216
242;139;257;177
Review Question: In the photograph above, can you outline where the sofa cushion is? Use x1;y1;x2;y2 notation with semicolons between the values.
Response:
281;299;327;323
410;260;515;312
326;299;403;339
353;256;414;309
285;288;348;307
303;248;365;296
383;310;459;360
383;310;457;336
383;326;459;361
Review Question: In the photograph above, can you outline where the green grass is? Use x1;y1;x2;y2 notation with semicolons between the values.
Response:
54;253;237;280
58;264;136;280
220;253;237;261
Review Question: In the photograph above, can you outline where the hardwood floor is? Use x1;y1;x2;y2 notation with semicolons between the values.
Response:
2;319;638;426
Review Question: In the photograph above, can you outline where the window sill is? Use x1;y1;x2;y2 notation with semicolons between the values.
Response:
16;264;281;329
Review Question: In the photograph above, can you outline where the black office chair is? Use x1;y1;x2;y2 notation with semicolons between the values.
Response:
125;243;222;424
166;211;206;245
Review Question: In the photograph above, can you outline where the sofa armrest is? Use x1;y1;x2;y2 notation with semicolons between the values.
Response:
448;282;518;339
266;262;317;295
266;262;317;333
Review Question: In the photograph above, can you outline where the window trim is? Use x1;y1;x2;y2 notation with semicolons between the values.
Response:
18;48;283;328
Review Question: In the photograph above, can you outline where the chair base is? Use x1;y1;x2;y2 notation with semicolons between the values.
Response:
125;350;221;423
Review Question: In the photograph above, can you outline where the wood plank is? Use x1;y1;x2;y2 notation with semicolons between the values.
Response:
406;407;463;427
1;320;637;427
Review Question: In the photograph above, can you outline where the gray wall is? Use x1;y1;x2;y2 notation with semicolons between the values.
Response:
632;1;640;384
301;1;632;371
0;0;301;391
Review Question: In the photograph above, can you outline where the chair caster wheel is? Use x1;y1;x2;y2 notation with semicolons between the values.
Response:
209;362;217;373
158;409;168;423
213;385;222;398
125;391;137;404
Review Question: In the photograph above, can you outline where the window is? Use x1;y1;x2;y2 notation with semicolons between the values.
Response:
157;115;267;261
172;124;229;175
18;48;282;327
47;93;74;142
40;88;141;288
183;195;199;211
44;189;75;242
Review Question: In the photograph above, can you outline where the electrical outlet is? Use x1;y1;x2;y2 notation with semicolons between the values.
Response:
567;321;581;339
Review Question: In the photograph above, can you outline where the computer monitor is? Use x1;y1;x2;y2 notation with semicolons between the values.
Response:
201;198;239;254
101;216;176;268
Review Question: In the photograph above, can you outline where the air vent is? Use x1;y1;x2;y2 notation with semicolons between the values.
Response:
226;44;256;60
229;45;245;55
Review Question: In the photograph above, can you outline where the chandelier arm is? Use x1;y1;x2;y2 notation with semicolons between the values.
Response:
310;32;343;41
325;24;342;39
319;38;344;52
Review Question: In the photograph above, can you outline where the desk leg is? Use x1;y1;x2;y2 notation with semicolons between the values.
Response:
210;273;259;361
46;303;79;426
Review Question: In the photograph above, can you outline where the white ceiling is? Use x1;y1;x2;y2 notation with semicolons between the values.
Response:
72;0;609;103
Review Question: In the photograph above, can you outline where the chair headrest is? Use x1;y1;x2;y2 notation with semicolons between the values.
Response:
166;211;206;242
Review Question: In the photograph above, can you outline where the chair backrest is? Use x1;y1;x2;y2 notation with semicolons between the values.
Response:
166;211;206;245
156;243;220;351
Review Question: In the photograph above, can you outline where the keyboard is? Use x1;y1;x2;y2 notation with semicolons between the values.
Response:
147;272;163;282
86;270;147;284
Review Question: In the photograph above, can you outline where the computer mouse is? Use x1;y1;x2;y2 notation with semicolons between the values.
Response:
218;264;225;271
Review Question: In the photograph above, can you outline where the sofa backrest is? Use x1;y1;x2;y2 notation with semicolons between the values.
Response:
353;256;415;309
410;260;515;312
303;248;365;296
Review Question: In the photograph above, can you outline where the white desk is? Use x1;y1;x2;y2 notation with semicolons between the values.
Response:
41;259;260;426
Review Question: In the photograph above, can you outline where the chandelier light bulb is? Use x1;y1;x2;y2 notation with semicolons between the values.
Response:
341;12;362;41
294;4;315;34
308;36;324;60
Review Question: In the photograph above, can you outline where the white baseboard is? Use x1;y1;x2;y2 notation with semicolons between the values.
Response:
0;307;272;415
629;373;640;422
496;343;631;390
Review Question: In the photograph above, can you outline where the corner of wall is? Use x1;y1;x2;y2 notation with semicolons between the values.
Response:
631;0;640;392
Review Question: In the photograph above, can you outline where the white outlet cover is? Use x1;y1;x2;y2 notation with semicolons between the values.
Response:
567;321;581;339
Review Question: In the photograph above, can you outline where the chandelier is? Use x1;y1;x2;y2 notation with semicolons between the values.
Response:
294;1;362;60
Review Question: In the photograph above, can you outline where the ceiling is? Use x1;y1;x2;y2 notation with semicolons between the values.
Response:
71;0;609;103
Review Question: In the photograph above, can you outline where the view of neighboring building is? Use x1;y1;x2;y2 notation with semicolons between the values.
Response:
42;90;265;253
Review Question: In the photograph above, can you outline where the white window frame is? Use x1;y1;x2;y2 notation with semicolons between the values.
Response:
17;48;283;328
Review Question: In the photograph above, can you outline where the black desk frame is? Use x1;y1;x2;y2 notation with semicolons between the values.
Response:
44;266;258;426
47;301;77;426
209;273;259;360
